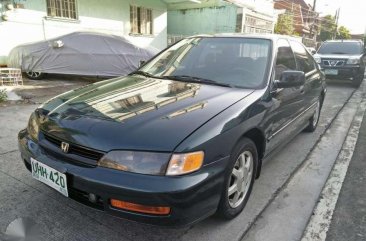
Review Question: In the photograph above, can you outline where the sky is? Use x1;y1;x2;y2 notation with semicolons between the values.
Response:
305;0;366;34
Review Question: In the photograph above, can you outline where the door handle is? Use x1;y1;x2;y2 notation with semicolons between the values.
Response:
300;86;305;94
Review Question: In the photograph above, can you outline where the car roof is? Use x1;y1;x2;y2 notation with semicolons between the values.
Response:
185;33;301;42
323;39;363;43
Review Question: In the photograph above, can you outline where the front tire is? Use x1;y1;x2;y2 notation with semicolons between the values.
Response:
217;138;258;219
25;71;45;80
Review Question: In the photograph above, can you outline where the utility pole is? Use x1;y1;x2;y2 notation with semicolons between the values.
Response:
309;0;317;44
333;8;340;39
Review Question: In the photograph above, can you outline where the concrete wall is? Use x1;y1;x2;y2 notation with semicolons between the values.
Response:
167;0;275;39
167;4;237;36
0;0;167;65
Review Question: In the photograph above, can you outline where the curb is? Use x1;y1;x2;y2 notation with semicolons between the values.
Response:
301;81;366;241
241;81;366;241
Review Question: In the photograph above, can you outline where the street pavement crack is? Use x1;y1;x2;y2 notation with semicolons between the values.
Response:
0;150;18;156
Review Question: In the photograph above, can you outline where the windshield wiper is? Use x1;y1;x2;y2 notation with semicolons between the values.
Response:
129;70;158;78
330;52;347;55
163;75;233;88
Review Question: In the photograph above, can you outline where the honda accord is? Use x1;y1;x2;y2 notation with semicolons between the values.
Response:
18;35;326;226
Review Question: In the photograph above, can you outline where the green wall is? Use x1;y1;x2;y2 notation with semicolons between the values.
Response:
20;0;166;21
167;4;237;35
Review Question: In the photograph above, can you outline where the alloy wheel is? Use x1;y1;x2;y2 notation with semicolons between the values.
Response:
228;151;254;208
312;101;320;127
26;71;42;78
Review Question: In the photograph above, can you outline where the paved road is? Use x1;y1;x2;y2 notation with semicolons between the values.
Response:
326;102;366;241
0;81;356;241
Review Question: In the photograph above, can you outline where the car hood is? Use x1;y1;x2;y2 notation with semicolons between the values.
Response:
315;53;362;59
38;75;255;152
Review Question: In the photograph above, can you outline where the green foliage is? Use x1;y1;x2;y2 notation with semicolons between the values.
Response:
0;89;7;102
336;26;351;40
319;15;337;41
274;14;294;36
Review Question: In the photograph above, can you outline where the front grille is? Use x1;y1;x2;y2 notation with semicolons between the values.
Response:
42;132;104;163
44;133;62;146
322;59;346;67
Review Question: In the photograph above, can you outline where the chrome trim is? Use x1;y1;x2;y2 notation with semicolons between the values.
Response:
268;101;318;141
323;59;345;67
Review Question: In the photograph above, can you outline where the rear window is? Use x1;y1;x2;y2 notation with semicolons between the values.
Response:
318;42;362;55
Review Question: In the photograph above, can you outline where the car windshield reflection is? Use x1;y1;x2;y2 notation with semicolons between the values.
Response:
140;37;272;89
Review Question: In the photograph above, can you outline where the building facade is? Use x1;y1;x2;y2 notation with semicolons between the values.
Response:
167;0;275;44
0;0;168;65
274;0;319;45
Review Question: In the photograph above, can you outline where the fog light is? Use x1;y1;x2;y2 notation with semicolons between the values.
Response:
110;199;170;215
88;193;97;203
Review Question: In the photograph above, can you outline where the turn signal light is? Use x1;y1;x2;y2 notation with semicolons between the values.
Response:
110;199;171;215
166;151;204;176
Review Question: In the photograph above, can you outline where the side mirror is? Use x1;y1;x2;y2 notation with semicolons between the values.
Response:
311;50;316;55
275;71;305;88
139;60;146;67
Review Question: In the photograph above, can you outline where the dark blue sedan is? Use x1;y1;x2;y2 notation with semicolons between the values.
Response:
18;34;326;226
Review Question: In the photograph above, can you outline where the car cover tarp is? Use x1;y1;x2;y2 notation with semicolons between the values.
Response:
7;32;158;77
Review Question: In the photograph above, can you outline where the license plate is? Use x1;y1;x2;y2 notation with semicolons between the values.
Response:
324;69;338;75
31;158;68;197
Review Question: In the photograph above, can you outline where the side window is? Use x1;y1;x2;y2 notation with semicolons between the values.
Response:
275;39;296;80
290;41;316;73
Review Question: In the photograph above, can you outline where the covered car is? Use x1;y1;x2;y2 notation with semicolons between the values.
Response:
7;31;158;79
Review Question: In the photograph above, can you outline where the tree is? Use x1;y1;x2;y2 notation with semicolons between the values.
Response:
274;14;294;36
319;15;337;41
336;26;351;39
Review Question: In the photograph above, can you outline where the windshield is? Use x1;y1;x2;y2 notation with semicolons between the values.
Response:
317;42;362;55
139;37;272;88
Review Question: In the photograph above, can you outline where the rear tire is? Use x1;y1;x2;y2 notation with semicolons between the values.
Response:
25;71;45;80
304;98;321;133
217;138;258;219
352;73;364;87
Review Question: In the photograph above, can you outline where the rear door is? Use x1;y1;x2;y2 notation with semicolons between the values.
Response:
289;40;322;123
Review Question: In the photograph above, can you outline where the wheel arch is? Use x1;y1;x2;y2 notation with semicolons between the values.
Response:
238;128;266;179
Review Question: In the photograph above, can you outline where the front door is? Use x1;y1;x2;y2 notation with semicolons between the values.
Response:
263;39;304;154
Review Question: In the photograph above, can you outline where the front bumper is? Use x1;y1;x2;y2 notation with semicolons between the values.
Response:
320;65;365;78
18;129;229;227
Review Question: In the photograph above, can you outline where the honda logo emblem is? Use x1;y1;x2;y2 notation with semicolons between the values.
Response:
61;142;70;153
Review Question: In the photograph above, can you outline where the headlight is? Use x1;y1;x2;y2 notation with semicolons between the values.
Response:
166;151;204;176
98;150;204;176
98;151;171;175
314;56;321;64
27;112;39;140
347;58;360;65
